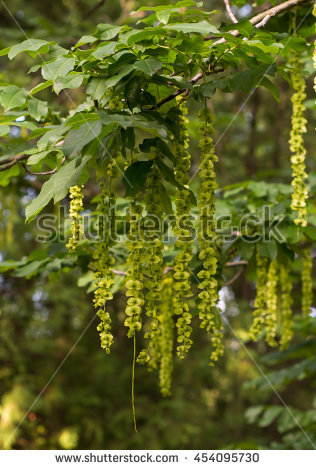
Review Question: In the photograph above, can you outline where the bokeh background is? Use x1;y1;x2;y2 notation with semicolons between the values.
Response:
0;0;315;450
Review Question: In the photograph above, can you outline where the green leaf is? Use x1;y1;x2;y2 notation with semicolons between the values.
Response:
166;21;219;34
133;58;162;76
259;239;277;261
29;81;53;96
86;77;108;100
0;85;27;111
96;24;122;40
259;407;283;427
160;184;173;214
98;111;168;138
0;124;10;136
0;165;20;187
123;160;153;197
63;120;103;158
25;155;91;222
74;35;98;48
54;73;84;95
156;9;172;25
28;98;48;120
91;41;116;59
42;56;75;81
105;64;134;88
8;39;49;59
27;149;57;166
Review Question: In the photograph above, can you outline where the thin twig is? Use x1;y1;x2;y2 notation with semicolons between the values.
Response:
223;0;238;23
85;0;106;18
22;156;66;175
224;267;245;286
0;154;28;172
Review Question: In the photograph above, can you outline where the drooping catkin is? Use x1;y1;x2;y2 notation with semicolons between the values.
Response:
197;106;223;364
302;249;313;317
289;52;308;227
172;105;193;359
265;259;278;347
124;202;145;338
250;248;268;341
159;274;174;397
280;265;293;350
66;185;84;253
137;160;164;366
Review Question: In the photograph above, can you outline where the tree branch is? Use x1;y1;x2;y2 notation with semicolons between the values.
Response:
155;0;312;109
223;0;238;23
0;154;28;172
85;0;106;18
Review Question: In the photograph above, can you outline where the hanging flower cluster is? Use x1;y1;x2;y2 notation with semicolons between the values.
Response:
289;52;308;227
124;202;145;339
302;249;313;317
172;105;193;359
250;248;268;341
66;185;84;253
138;160;164;366
159;274;174;397
265;259;278;347
279;265;293;350
93;179;116;353
197;106;223;365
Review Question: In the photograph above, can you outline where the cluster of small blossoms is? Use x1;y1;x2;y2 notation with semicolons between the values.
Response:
66;185;84;253
289;52;308;227
265;259;278;347
93;177;117;354
197;107;223;365
159;274;174;397
250;248;268;341
93;90;120;354
279;265;293;350
172;106;194;359
137;162;164;366
124;202;145;339
302;249;313;317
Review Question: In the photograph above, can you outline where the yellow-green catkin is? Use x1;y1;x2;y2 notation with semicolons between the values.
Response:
137;160;164;366
280;265;293;350
265;259;278;347
93;170;117;353
313;5;316;94
159;274;174;397
66;185;84;253
302;249;313;317
93;94;120;354
197;106;223;364
172;105;194;359
250;248;268;341
124;202;145;338
289;52;308;227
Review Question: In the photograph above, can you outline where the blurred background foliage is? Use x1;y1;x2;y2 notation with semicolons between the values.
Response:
0;0;315;450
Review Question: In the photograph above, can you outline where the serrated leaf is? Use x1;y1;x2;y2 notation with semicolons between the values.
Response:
91;41;116;59
86;77;108;100
29;81;53;96
8;39;49;59
166;21;219;34
54;73;84;95
25;155;91;222
42;56;75;81
0;85;27;111
63;120;103;158
133;58;162;76
28;98;48;120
